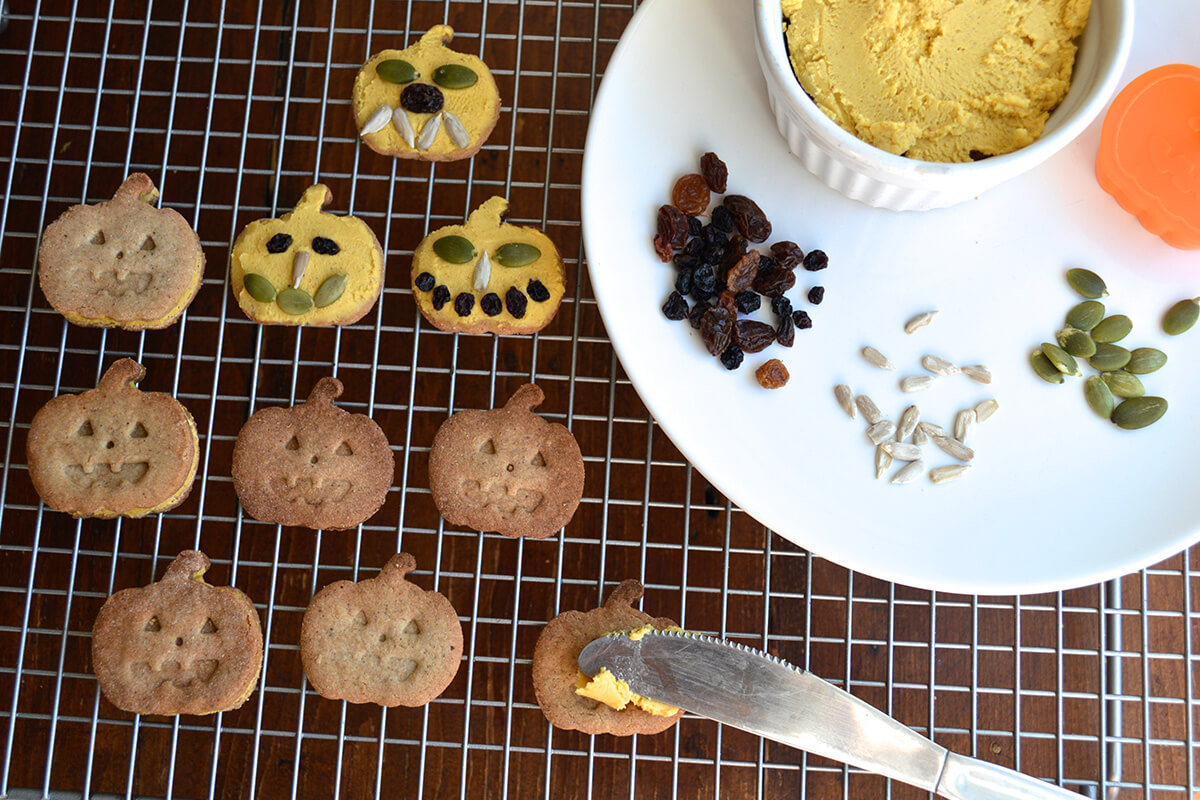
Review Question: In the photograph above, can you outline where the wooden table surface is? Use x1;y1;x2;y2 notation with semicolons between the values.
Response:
0;2;1196;798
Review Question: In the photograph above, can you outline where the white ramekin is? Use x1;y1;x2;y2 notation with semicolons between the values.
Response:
753;0;1135;211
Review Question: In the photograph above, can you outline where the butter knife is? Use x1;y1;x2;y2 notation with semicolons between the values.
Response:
578;629;1082;800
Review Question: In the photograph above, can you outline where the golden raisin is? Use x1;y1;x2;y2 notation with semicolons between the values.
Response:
672;173;711;215
755;359;789;389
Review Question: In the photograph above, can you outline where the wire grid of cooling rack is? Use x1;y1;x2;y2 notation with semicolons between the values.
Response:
0;1;1198;798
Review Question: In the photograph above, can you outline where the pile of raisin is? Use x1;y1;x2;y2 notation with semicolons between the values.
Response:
655;152;829;380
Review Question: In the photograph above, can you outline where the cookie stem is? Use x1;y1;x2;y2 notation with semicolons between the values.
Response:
504;383;544;412
306;376;344;406
163;550;211;582
97;358;146;391
604;579;645;610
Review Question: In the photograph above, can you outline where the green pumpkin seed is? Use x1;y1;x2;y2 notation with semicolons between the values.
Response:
1065;268;1108;299
1088;343;1131;372
376;59;419;84
1101;370;1145;399
1162;297;1200;335
243;272;277;303
1126;347;1167;374
494;242;542;267
1084;375;1115;419
276;287;314;315
431;64;478;89
1091;314;1132;343
1065;300;1105;331
1056;327;1096;358
313;273;348;308
1111;396;1167;430
1041;342;1080;376
1030;350;1064;384
433;235;476;264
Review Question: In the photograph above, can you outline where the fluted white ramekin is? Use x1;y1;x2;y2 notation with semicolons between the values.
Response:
753;0;1134;211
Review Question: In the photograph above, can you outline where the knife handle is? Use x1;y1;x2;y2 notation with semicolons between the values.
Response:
936;753;1083;800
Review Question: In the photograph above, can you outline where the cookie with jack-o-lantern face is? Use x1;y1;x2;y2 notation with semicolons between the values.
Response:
428;383;583;539
301;553;463;706
412;196;565;334
38;173;204;330
229;184;384;326
26;358;199;519
91;550;264;716
354;25;500;161
231;376;394;530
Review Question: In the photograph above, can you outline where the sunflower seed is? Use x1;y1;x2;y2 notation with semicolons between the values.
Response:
929;464;971;484
900;375;936;392
931;433;974;462
974;399;999;422
472;249;492;291
961;364;992;384
861;346;895;370
874;445;892;479
443;109;471;149
392;107;416;147
833;384;855;418
361;104;392;135
917;421;947;438
954;409;976;443
416;112;442;150
921;354;959;376
904;310;938;334
882;441;922;461
856;394;883;425
912;426;928;445
866;420;896;445
897;405;920;440
890;460;925;484
291;250;309;289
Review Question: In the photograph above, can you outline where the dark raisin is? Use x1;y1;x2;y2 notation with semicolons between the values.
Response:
802;249;829;271
793;309;813;329
756;359;789;389
684;237;704;258
479;293;502;316
723;195;772;243
400;82;444;113
415;272;436;292
700;152;729;193
719;344;744;370
753;265;796;297
723;249;760;293
505;287;527;318
266;233;292;253
672;174;710;215
701;241;724;266
734;320;776;353
688;301;709;329
662;291;689;321
710;204;732;232
431;285;451;310
699;305;734;356
734;290;761;314
675;268;694;296
655;205;689;261
527;280;550;302
771;295;792;317
808;286;825;305
770;241;805;270
312;236;340;255
454;292;475;317
776;313;795;347
693;265;717;295
673;254;698;271
687;215;703;237
703;224;726;246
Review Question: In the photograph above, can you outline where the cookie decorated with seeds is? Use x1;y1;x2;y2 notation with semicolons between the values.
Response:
354;25;501;161
301;553;463;706
91;550;264;716
232;377;394;530
531;579;683;735
38;173;204;330
26;358;199;519
428;384;583;539
411;197;565;334
229;184;385;326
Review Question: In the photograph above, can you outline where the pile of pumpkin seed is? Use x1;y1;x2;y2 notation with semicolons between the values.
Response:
1029;268;1195;430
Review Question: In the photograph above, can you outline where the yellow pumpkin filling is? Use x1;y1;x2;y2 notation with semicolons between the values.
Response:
574;624;681;717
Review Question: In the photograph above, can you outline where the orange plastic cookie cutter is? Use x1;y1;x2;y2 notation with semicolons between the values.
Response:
1097;64;1200;250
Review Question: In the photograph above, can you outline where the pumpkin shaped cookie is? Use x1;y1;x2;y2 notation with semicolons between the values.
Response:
26;358;199;518
412;197;565;334
229;184;384;326
532;579;683;735
354;25;501;161
301;553;463;706
231;377;394;530
428;383;583;539
91;550;264;716
38;173;204;329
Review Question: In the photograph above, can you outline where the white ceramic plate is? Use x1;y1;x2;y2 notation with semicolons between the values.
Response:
582;0;1200;594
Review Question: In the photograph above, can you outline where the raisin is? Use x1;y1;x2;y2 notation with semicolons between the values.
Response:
770;241;805;270
753;265;796;297
771;295;792;317
793;309;813;329
687;215;703;237
684;237;704;258
756;359;789;389
505;287;528;318
662;291;689;321
655;205;689;261
672;173;711;215
401;82;444;113
688;301;709;329
691;287;714;304
776;313;795;347
527;280;550;302
693;265;717;295
710;204;733;233
454;292;475;317
723;195;772;243
431;285;451;310
653;235;674;262
701;241;725;267
703;224;727;246
675;268;694;296
699;305;734;356
734;320;776;353
734;290;761;314
414;272;435;292
716;290;737;317
480;293;503;316
312;236;340;255
808;286;825;305
723;249;760;293
266;233;292;253
673;254;698;272
802;249;829;271
719;344;744;370
700;152;729;193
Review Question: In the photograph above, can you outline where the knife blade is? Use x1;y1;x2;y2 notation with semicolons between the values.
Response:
578;629;1083;800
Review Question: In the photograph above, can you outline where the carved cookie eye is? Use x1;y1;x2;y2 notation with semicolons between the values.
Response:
266;233;293;253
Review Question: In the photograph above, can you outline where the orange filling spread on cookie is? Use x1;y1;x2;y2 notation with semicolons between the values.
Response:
574;625;681;717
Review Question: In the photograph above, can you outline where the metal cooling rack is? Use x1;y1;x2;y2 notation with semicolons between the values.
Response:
0;1;1196;798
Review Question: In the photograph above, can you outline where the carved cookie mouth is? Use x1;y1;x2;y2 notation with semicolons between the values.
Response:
64;461;150;489
132;658;220;688
274;476;351;506
461;479;544;516
360;93;472;152
89;269;154;297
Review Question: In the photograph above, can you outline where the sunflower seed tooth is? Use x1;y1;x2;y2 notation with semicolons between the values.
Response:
890;460;926;485
897;405;920;440
904;310;939;334
930;464;971;484
900;375;936;393
861;346;895;370
974;399;999;423
882;441;922;461
291;250;309;289
961;364;992;384
834;384;856;419
921;354;959;376
874;445;892;479
931;433;974;462
856;394;883;425
391;107;416;147
917;421;947;438
912;426;929;445
865;420;896;445
361;104;392;135
416;112;442;150
443;109;471;149
954;409;977;443
472;249;492;291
